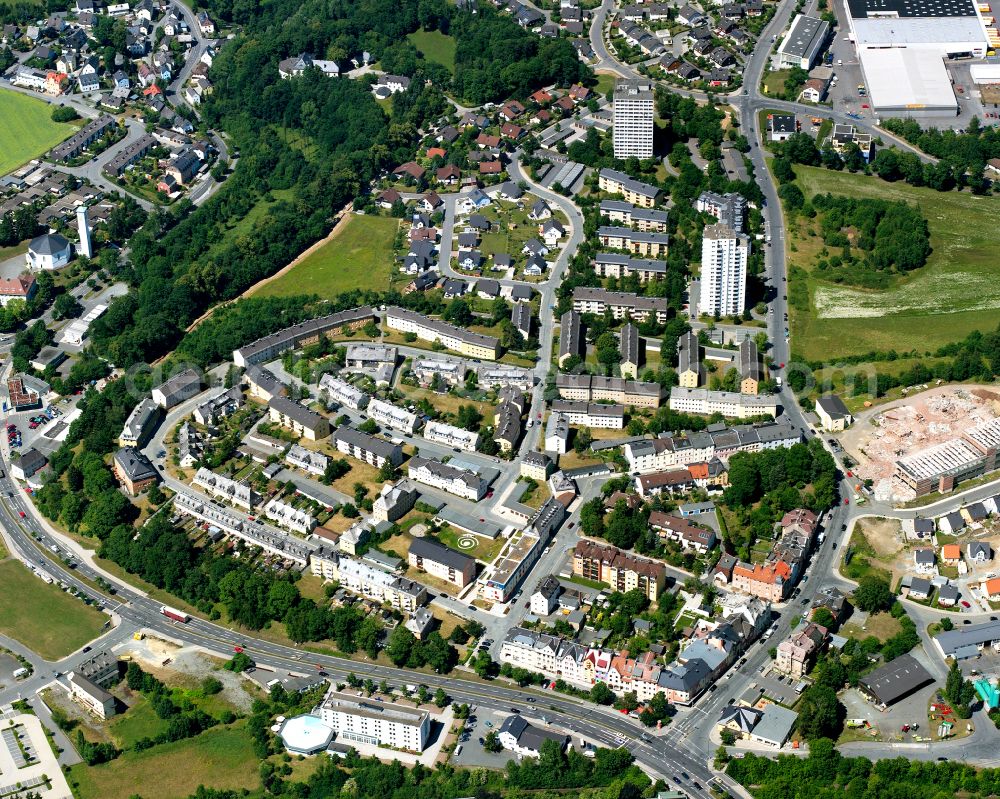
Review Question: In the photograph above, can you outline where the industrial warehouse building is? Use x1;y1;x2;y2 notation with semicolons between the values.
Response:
844;0;990;117
858;653;934;708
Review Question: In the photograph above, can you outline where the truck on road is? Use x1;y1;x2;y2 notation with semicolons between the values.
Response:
160;605;190;623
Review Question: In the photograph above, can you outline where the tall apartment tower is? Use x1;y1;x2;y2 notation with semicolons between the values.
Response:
76;205;93;259
700;223;749;317
612;79;654;159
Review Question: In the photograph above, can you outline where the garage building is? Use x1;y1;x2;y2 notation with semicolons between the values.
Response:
858;653;934;708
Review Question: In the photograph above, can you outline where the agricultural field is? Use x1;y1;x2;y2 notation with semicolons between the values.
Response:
254;214;400;299
0;559;107;660
407;30;457;73
0;89;81;175
69;722;258;799
787;165;1000;362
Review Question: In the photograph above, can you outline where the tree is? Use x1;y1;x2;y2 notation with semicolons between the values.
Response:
434;687;448;707
53;292;83;320
385;625;416;667
797;684;844;740
853;576;894;613
590;682;614;705
811;607;836;629
483;729;503;752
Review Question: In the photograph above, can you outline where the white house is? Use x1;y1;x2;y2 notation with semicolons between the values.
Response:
26;233;72;270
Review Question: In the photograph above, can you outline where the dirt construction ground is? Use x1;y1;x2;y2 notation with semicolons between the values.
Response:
841;385;1000;503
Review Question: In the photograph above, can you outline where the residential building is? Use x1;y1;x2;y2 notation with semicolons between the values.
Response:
700;223;748;317
407;456;487;500
677;330;702;388
598;168;661;207
498;716;568;758
423;420;478;452
333;427;403;468
572;286;669;325
530;575;562;615
550;400;625;429
731;560;791;603
385;306;500;360
619;322;641;379
372;481;418;523
233;308;377;367
769;114;796;142
11;447;46;480
815;395;853;431
556;373;664;408
521;451;553;481
737;339;762;395
599;200;668;232
368;398;422;434
612;79;654;159
193;386;244;425
0;274;37;307
319;374;369;410
648;512;717;553
267;396;330;440
286;444;329;477
264;498;316;535
669;387;777;419
152;368;201;409
337;554;427;610
245;365;287;401
408;536;476;588
545;412;570;454
477;364;533;390
193;467;256;510
512;301;532;341
112;447;159;495
69;674;116;719
696;191;748;232
597;225;669;256
774;622;827;678
319;689;431;751
119;397;161;448
593;253;668;282
494;401;523;453
558;309;584;367
573;539;667;600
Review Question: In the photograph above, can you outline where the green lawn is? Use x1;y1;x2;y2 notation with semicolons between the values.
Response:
107;695;170;748
594;72;617;97
255;214;399;298
787;165;1000;361
761;69;791;97
407;29;457;73
0;89;81;175
69;722;258;799
0;559;107;659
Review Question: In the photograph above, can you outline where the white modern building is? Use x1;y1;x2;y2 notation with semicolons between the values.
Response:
612;78;654;159
776;14;829;69
26;233;72;270
336;555;427;611
700;223;748;317
319;689;431;751
550;400;625;429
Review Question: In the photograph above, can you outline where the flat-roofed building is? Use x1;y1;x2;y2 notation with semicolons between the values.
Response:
776;14;829;69
700;223;749;317
319;689;431;751
385;306;500;360
408;536;476;587
613;78;654;158
696;191;748;232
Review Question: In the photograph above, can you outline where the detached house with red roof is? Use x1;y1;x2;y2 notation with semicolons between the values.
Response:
0;274;37;306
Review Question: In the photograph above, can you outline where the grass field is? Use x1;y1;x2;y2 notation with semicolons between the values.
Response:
407;30;457;73
256;215;399;299
70;722;258;799
0;89;81;175
761;69;791;98
108;695;170;748
0;559;107;659
787;165;1000;362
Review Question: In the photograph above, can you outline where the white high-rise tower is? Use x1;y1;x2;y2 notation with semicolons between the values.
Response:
77;205;93;259
612;79;654;159
700;223;749;317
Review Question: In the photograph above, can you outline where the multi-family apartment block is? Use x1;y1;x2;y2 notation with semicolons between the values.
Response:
385;306;500;360
572;286;669;325
556;373;664;408
407;456;487;500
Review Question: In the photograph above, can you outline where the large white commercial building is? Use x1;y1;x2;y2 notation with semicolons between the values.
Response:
700;223;748;317
612;79;655;159
776;14;829;69
844;0;985;117
319;689;431;751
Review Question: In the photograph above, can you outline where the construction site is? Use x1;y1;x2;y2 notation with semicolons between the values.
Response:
841;386;1000;504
